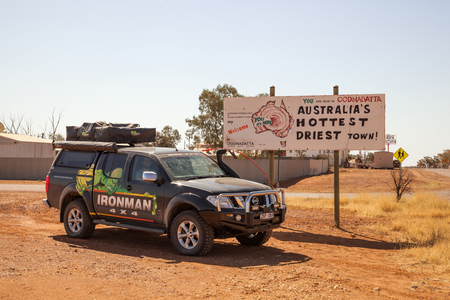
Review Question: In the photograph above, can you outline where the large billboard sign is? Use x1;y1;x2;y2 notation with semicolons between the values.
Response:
223;94;385;150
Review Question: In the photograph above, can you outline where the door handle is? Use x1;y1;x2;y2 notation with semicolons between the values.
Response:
126;185;132;191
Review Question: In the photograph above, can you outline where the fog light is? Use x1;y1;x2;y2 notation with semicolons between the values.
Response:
235;215;242;221
251;206;260;211
273;203;280;209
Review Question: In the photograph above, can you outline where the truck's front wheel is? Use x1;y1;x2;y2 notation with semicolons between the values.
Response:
63;199;95;239
170;210;214;256
236;230;272;246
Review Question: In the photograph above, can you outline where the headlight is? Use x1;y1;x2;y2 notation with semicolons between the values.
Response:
206;195;233;209
270;194;278;205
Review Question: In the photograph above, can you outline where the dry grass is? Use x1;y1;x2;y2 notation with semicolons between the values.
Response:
287;193;450;272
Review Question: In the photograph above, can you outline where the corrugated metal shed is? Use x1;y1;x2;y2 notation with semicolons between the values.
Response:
0;133;56;180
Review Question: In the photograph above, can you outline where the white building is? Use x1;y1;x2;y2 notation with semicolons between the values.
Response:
0;133;55;180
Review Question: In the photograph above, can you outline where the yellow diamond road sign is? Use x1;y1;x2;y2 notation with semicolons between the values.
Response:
394;147;409;163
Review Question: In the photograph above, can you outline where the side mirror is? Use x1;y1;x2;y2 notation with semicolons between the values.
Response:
142;171;157;182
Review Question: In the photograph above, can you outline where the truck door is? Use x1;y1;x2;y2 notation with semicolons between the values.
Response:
122;155;165;225
93;153;165;225
92;153;129;222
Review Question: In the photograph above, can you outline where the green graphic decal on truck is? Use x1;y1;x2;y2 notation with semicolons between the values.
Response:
83;168;158;215
92;168;128;195
76;165;95;194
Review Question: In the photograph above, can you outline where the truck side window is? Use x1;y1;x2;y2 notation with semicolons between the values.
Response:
131;156;158;181
103;153;127;179
57;151;95;168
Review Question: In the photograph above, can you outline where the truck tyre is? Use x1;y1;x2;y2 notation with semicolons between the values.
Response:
170;210;214;256
63;199;95;239
236;230;272;246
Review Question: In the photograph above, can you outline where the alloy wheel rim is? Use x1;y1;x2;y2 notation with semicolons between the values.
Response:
68;208;83;233
177;220;199;249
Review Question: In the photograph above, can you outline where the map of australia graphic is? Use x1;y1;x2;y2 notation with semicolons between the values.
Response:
251;100;294;138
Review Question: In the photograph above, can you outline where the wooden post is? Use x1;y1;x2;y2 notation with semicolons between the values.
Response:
333;85;340;228
269;86;275;188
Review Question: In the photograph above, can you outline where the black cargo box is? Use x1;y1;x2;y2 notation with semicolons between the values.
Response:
66;121;156;143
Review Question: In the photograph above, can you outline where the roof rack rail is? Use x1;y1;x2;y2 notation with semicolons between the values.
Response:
53;141;118;152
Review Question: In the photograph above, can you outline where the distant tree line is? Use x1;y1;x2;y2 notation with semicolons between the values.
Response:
417;150;450;168
1;108;65;141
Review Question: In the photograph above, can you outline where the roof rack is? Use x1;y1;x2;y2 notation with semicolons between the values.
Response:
53;141;118;152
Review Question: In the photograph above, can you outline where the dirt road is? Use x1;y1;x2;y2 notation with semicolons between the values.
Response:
1;169;450;299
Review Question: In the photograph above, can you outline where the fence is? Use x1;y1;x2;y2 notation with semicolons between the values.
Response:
0;158;54;180
222;157;328;185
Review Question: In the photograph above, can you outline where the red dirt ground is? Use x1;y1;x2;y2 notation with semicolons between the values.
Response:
1;169;449;299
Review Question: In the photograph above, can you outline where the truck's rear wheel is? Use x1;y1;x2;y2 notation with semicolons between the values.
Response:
236;230;272;246
170;210;214;256
63;199;95;239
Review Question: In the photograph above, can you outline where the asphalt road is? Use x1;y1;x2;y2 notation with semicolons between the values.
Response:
422;168;450;177
0;184;45;192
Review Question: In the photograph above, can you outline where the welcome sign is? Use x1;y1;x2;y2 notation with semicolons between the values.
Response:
223;94;385;150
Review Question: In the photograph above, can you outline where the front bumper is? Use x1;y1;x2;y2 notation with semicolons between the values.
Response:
200;207;286;236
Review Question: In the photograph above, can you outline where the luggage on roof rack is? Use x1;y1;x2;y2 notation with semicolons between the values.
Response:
66;121;156;143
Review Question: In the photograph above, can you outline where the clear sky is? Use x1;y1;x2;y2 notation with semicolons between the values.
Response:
1;0;449;166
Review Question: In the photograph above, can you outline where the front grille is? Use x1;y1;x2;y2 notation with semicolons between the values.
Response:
250;195;275;212
229;196;240;208
230;194;275;209
250;195;267;206
215;190;283;213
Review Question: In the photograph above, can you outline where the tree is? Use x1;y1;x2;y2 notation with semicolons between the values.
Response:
438;149;450;160
438;149;450;169
417;158;426;168
295;150;307;159
0;112;25;134
47;108;64;140
314;153;331;160
22;119;34;135
185;129;200;150
441;158;450;169
1;108;64;138
365;152;375;163
433;155;442;168
186;84;243;148
388;168;415;201
420;156;440;168
49;133;65;141
417;150;450;168
155;125;181;148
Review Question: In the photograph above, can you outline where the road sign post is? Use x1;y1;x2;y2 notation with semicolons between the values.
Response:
333;85;340;229
393;148;409;178
386;134;397;152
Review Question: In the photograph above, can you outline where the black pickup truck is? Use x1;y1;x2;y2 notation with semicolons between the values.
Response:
44;142;286;256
